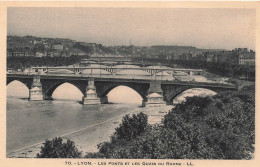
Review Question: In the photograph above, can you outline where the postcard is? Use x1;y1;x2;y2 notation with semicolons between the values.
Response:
0;1;259;167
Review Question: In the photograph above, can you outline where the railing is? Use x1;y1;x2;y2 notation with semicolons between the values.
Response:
30;66;203;71
28;66;203;76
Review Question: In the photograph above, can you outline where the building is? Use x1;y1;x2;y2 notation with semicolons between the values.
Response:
234;48;248;53
11;51;26;57
52;44;64;50
35;51;47;57
215;51;231;63
180;53;192;61
69;48;86;56
46;50;60;57
205;53;216;62
7;50;12;57
239;52;255;66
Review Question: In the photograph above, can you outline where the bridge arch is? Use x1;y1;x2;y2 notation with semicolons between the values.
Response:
95;81;150;101
7;80;30;98
106;86;143;104
52;82;84;100
172;88;217;104
101;85;145;99
7;78;32;89
42;80;86;100
162;85;221;104
81;69;111;75
113;64;142;68
146;65;170;69
115;69;151;76
47;69;75;74
112;65;150;76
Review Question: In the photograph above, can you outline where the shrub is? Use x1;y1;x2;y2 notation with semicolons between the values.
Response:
36;137;82;158
87;90;254;159
85;113;148;158
114;112;148;141
162;93;254;159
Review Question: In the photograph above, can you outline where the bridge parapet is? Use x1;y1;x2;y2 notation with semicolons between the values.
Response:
29;66;204;76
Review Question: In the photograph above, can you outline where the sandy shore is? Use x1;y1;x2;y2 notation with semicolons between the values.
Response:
7;105;173;158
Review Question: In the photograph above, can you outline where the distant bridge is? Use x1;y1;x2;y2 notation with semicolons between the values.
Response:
7;66;237;106
30;66;204;76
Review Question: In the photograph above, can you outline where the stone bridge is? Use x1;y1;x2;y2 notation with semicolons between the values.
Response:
7;73;237;106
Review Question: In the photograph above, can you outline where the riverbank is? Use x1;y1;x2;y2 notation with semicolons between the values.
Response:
7;105;173;158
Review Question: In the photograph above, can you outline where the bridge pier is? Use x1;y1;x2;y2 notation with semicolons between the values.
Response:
29;76;43;101
143;81;166;107
100;96;108;104
82;78;101;105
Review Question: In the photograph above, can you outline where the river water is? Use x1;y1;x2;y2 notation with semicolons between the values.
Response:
6;81;216;155
6;97;141;155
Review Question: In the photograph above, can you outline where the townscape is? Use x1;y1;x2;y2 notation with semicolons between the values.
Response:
7;35;255;67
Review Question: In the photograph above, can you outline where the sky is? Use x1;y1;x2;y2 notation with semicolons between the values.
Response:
7;8;256;50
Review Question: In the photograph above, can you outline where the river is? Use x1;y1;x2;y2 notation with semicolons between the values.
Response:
6;97;141;155
6;81;216;156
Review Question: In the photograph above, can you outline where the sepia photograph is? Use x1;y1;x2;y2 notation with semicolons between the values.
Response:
0;1;259;167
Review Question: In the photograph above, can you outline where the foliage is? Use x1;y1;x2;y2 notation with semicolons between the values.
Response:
7;55;85;70
114;112;148;141
72;43;95;54
132;57;255;81
86;89;254;159
163;93;254;159
36;137;82;158
85;113;148;158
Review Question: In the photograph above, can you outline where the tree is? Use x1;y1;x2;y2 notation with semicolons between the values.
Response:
162;93;254;159
85;113;148;158
36;137;82;158
87;89;254;159
7;56;83;69
114;112;148;141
